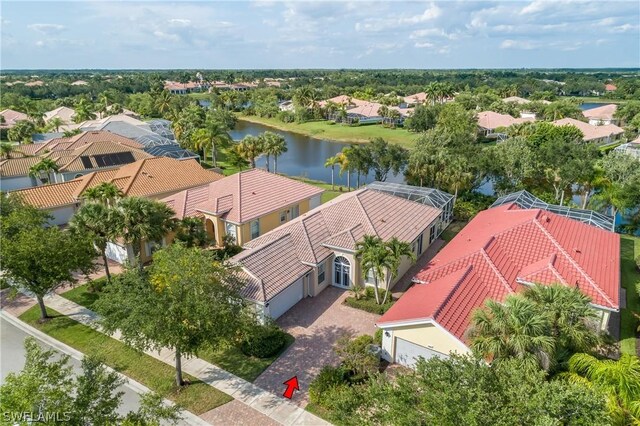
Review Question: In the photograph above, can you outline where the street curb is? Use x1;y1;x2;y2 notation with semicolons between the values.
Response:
0;310;211;426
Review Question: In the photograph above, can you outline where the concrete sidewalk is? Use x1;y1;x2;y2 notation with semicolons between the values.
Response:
40;293;329;426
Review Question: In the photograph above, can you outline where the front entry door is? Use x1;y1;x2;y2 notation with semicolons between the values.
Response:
334;256;351;287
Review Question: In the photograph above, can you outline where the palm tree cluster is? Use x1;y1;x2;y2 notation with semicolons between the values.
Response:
376;105;402;128
28;158;60;185
355;235;416;305
424;81;455;105
230;131;288;172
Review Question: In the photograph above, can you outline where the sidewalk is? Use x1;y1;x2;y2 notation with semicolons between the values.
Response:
18;292;330;426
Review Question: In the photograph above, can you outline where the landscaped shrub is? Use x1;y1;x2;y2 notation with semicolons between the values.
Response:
335;335;380;380
240;325;288;358
309;365;348;406
344;286;394;314
635;255;640;272
87;276;108;293
374;328;383;345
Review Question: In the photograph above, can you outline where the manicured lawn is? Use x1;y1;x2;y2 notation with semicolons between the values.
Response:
559;96;625;104
199;333;295;382
287;175;347;203
440;220;467;243
19;307;232;415
620;235;640;355
237;116;418;149
60;286;294;382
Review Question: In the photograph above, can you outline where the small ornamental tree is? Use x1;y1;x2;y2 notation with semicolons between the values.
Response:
95;243;249;386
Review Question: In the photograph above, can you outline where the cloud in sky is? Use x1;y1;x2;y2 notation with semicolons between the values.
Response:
2;1;638;69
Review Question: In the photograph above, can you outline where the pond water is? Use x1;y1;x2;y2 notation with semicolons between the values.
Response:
580;102;610;111
229;120;404;186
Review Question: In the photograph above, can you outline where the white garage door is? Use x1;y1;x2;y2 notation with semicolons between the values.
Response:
395;338;447;368
268;278;304;319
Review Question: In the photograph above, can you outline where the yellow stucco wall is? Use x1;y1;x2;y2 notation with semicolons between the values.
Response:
391;324;470;357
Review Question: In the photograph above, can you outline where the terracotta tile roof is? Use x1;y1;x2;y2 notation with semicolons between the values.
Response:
11;157;223;209
605;84;617;91
0;109;29;128
44;107;76;124
56;140;152;172
235;188;442;302
503;96;531;105
477;111;534;130
16;130;143;156
552;118;624;141
160;169;324;222
403;92;427;104
378;204;621;343
582;104;617;121
0;156;43;177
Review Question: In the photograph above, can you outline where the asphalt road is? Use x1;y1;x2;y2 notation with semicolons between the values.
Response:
0;316;143;416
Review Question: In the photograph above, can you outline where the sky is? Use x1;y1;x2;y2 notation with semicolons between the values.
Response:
1;1;639;70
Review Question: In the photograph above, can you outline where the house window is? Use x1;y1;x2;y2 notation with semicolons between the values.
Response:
250;219;260;239
225;222;237;243
291;205;300;219
417;234;424;255
318;263;326;284
280;210;288;223
429;225;436;244
334;256;350;287
366;269;375;285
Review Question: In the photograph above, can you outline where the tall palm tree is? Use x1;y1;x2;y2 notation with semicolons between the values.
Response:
425;82;440;106
381;238;416;304
335;151;351;190
262;132;287;173
324;155;340;190
355;235;389;305
115;197;176;272
73;98;96;123
28;158;60;185
0;143;16;159
562;353;640;424
238;135;264;169
469;296;555;371
155;90;173;116
46;117;64;133
82;182;124;207
227;143;250;171
204;120;233;167
70;203;122;283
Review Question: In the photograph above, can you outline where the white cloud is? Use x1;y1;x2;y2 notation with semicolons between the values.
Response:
168;19;191;27
414;41;435;48
520;1;547;15
27;23;66;35
500;39;538;50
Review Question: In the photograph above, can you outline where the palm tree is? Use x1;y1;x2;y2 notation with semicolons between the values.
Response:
155;90;173;116
469;296;555;370
262;132;287;173
381;238;416;304
194;120;232;167
70;203;122;283
377;105;389;126
324;155;340;190
238;135;264;169
73;98;96;123
335;151;351;190
174;217;208;248
1;143;16;159
46;117;64;133
82;182;123;207
227;143;250;171
562;353;640;424
425;82;440;106
355;235;388;305
115;197;176;272
28;158;60;185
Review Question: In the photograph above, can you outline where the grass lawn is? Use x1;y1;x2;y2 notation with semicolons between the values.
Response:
199;333;295;382
19;307;232;415
620;235;640;355
305;402;333;423
287;175;347;203
440;220;467;243
559;96;625;104
237;115;418;149
60;286;294;382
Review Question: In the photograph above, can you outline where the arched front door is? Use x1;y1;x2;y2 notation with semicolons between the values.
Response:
205;219;216;243
334;256;351;287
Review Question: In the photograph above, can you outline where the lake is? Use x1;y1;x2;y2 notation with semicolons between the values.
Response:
580;102;611;110
229;120;404;186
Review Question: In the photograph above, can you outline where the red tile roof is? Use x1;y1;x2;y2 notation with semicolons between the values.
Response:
582;104;617;120
160;169;324;223
378;204;621;343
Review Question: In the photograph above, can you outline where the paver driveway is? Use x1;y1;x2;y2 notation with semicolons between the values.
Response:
254;287;379;406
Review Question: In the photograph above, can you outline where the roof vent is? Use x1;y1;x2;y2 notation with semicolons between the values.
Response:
574;248;581;254
542;214;550;222
380;218;386;223
252;191;256;195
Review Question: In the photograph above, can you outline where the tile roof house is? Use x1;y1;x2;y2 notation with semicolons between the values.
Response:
582;104;618;125
403;92;428;106
0;140;152;191
377;203;620;368
0;109;29;129
476;111;534;137
552;118;624;144
11;157;223;226
605;84;617;92
44;107;77;124
502;96;531;105
161;169;324;247
232;186;446;320
15;130;143;157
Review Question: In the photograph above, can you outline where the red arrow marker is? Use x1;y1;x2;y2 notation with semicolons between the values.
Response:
282;376;299;399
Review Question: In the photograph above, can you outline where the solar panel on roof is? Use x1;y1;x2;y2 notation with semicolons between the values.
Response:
93;152;136;168
80;156;93;169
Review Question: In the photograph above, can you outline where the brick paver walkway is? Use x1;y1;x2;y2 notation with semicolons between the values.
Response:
254;287;379;406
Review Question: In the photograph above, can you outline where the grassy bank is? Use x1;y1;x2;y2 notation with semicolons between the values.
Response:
288;175;348;203
620;235;640;355
559;96;625;104
237;115;417;149
19;307;232;414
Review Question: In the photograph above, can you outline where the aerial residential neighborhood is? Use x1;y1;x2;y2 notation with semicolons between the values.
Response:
1;1;639;425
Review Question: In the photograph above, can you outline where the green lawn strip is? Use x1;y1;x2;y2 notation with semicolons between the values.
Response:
199;334;295;382
237;115;417;149
19;306;232;414
287;175;347;203
440;220;467;243
620;235;640;355
62;284;102;310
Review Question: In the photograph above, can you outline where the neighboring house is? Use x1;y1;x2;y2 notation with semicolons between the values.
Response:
582;104;618;126
278;100;295;112
502;96;530;105
161;169;324;247
11;157;223;228
0;109;29;129
71;80;88;86
377;203;620;368
232;183;452;321
613;136;640;159
403;92;428;106
44;107;76;124
24;80;44;87
164;80;209;94
15;130;143;157
605;84;617;92
552;118;624;144
476;111;534;138
0;140;152;191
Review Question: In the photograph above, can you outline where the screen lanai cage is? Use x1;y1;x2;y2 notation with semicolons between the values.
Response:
143;144;200;161
135;133;175;148
147;119;175;140
491;190;615;232
366;181;455;239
